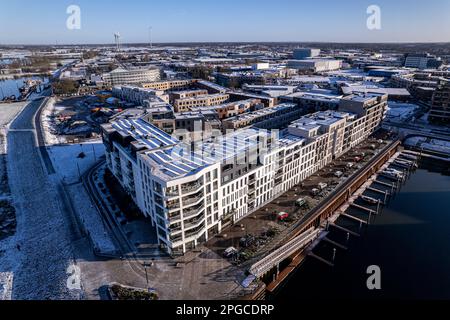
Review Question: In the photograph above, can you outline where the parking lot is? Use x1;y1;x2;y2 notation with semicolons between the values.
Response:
205;129;395;264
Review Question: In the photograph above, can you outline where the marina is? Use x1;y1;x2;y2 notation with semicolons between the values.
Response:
271;152;450;300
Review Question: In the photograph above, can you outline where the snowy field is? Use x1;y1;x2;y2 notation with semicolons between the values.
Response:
47;142;105;184
386;102;419;122
66;183;116;254
0;102;28;127
46;141;116;253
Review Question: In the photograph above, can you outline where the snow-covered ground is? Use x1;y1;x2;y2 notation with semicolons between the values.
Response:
41;98;67;145
0;102;28;127
0;100;83;300
3;128;82;299
404;136;450;155
66;183;116;254
0;102;29;300
45;140;116;254
0;272;13;300
386;102;419;123
47;142;105;184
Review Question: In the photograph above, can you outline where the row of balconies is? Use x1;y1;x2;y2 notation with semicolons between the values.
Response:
182;192;204;206
184;203;205;218
181;181;203;194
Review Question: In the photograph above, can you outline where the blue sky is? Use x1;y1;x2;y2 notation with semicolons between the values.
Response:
1;0;449;44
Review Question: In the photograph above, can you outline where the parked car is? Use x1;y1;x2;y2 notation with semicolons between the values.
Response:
318;182;328;190
239;235;256;248
223;247;238;258
295;197;308;208
334;171;343;178
277;212;289;221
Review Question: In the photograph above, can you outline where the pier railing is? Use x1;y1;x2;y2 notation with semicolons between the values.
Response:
249;227;319;278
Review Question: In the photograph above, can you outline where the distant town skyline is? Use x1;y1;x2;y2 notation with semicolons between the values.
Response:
1;0;450;45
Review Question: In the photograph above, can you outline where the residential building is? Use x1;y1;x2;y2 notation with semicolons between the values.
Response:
112;85;169;105
280;91;343;112
293;48;321;59
103;67;161;86
287;59;342;72
170;89;209;101
242;84;297;98
142;80;192;91
221;103;302;131
100;93;387;255
404;53;443;69
173;93;230;113
190;99;262;120
429;82;450;123
228;92;275;108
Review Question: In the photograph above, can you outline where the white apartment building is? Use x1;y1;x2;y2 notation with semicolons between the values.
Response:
103;67;161;86
404;54;442;69
293;48;321;59
287;59;342;72
112;85;169;105
101;93;387;255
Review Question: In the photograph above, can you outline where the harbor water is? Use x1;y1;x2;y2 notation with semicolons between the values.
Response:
0;77;47;100
274;160;450;300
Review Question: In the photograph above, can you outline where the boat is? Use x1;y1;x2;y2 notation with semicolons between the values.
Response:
394;159;418;168
361;195;378;205
401;153;418;161
381;169;404;180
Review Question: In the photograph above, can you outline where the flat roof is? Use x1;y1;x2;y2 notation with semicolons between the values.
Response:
112;118;178;149
224;103;297;123
289;110;351;130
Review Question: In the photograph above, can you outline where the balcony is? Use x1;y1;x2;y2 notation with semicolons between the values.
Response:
183;203;205;218
169;224;182;233
184;216;204;230
168;212;181;221
170;235;183;244
181;182;203;194
184;222;206;239
165;188;179;197
183;193;204;206
167;201;180;211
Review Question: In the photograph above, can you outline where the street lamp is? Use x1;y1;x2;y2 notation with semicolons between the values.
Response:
143;262;149;291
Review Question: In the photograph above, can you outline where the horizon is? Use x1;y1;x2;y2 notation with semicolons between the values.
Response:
1;0;449;45
2;40;450;47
